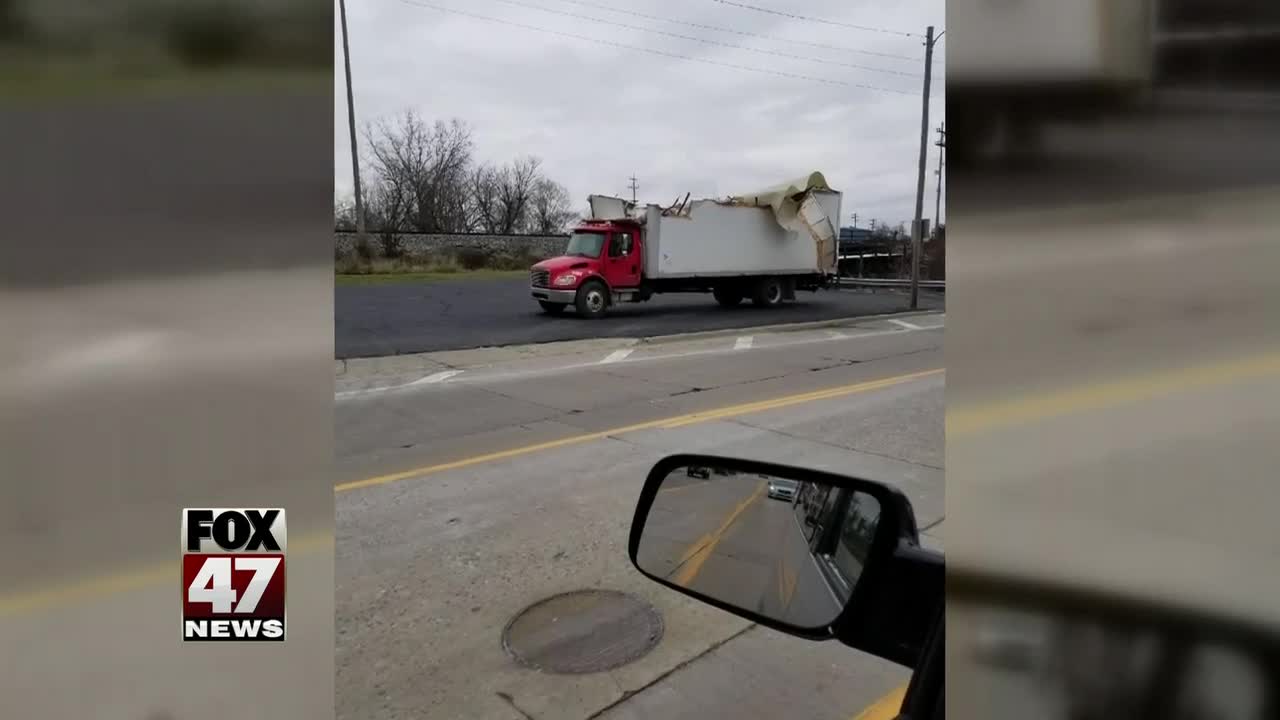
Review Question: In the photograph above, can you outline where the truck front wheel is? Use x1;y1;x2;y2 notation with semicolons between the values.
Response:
713;285;743;307
751;277;783;307
575;280;609;319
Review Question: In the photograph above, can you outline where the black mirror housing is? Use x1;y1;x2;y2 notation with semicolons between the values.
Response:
628;454;942;667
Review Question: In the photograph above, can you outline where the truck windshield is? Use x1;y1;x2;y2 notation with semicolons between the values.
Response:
564;231;605;258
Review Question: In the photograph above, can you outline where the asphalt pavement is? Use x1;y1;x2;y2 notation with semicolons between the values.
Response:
334;313;944;719
335;278;943;357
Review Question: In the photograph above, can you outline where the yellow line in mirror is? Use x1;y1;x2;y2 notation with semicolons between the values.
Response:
671;482;766;587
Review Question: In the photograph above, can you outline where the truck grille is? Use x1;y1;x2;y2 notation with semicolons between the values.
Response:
531;269;550;288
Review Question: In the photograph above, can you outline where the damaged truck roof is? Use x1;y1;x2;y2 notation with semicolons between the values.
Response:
587;171;837;226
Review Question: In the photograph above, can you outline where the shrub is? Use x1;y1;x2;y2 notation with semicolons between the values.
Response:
336;256;370;275
457;248;490;270
378;233;404;259
354;236;374;262
490;252;541;270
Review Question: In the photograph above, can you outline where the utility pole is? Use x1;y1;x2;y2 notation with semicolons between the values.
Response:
933;122;945;240
627;175;639;203
910;25;940;310
851;212;858;228
340;0;366;240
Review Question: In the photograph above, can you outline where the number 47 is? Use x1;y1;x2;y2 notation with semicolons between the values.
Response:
188;557;280;614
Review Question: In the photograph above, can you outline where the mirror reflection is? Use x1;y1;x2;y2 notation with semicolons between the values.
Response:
636;464;881;629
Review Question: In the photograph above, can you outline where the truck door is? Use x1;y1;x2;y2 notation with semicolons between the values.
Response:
604;229;641;289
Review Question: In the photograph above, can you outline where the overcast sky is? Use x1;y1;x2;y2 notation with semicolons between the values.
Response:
335;0;945;228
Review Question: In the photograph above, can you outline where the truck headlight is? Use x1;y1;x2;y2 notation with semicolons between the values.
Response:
554;274;579;286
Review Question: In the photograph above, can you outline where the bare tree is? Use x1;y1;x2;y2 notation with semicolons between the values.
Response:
362;111;474;233
467;164;502;233
340;111;579;241
529;177;574;234
495;156;543;234
363;180;410;236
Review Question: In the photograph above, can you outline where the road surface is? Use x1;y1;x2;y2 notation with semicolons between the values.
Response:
335;278;942;357
335;313;945;719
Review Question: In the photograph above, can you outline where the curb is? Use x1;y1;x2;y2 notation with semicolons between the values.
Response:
335;307;945;380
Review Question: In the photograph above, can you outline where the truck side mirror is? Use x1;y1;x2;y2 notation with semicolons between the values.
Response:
629;454;942;666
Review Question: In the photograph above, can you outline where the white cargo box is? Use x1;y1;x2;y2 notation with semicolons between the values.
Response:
587;172;841;280
642;192;840;278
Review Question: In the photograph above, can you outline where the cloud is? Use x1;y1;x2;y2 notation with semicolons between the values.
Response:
335;0;945;226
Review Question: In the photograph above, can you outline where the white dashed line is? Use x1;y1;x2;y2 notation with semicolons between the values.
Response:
408;370;462;386
599;349;635;364
889;319;925;331
335;314;945;400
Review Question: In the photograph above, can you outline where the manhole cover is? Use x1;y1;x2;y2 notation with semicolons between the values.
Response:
502;589;664;674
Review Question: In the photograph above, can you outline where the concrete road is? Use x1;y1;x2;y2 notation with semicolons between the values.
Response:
335;313;944;719
335;278;943;357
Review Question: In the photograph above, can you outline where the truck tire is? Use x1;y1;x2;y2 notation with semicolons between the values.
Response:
538;301;566;315
712;285;743;307
751;277;783;307
575;280;609;319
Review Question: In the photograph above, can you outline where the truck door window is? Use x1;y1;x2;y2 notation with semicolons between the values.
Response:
826;494;881;596
797;484;832;543
610;232;632;257
812;488;846;554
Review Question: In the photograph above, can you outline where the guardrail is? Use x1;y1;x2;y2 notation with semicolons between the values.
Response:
835;277;945;289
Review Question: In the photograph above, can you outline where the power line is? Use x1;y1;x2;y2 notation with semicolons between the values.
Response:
394;0;918;94
486;0;919;77
548;0;918;61
709;0;918;38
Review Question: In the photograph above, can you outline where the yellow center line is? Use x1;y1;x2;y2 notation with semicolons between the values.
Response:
336;367;944;494
852;685;908;720
948;349;1280;437
671;483;766;587
659;368;944;429
774;555;801;611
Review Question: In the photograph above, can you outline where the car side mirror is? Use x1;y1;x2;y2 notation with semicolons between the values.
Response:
629;454;942;666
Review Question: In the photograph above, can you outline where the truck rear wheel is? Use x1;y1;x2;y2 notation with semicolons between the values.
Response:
538;301;566;315
712;285;743;307
575;280;609;319
751;277;783;307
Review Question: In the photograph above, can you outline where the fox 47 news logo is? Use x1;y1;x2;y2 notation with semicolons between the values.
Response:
182;508;286;642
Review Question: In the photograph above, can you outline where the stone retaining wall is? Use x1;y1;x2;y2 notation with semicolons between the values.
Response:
335;231;567;259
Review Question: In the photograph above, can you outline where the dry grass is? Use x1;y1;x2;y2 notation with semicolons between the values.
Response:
335;250;542;285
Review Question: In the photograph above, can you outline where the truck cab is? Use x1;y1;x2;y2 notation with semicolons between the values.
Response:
530;221;645;317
